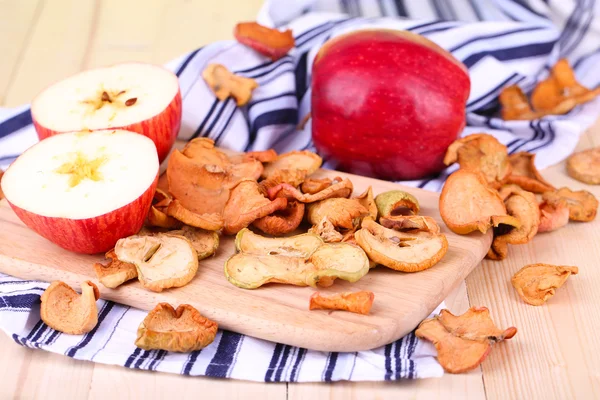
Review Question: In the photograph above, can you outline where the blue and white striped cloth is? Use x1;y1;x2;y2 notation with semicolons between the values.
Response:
1;0;600;382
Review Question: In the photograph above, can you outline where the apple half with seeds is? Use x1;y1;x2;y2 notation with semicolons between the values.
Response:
1;130;159;254
31;62;182;163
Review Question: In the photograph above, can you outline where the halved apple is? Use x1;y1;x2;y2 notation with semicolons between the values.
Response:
1;130;159;254
31;62;182;163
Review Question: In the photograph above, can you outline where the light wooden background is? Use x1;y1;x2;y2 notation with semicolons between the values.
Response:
1;0;599;399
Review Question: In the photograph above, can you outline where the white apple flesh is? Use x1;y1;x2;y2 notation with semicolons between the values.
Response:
1;130;159;254
31;62;182;163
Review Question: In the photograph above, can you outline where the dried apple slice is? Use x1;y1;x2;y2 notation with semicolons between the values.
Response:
182;138;231;167
439;170;508;234
354;186;378;219
301;177;333;195
40;281;100;335
259;169;308;193
380;215;441;234
166;199;224;231
202;63;258;106
223;180;288;235
543;187;598;222
93;249;138;289
147;189;181;229
234;22;295;61
225;229;370;289
168;226;219;260
307;198;369;230
415;307;517;374
308;216;344;243
511;263;579;306
268;178;353;203
538;200;570;233
309;291;375;315
252;201;305;236
443;133;511;187
375;190;419;218
496;188;540;244
355;218;448;273
504;152;555;194
115;234;199;292
261;150;322;179
135;303;218;352
566;147;600;185
499;85;539;121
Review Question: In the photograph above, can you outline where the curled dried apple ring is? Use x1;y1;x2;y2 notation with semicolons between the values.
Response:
166;199;224;231
301;177;333;195
309;291;375;315
511;263;579;306
147;189;181;229
261;150;322;179
566;147;600;185
542;187;598;222
439;170;507;234
499;85;539;121
504;152;555;194
168;226;219;260
355;218;448;273
135;303;218;352
40;281;100;335
308;216;344;243
259;169;308;193
252;201;305;236
115;233;199;292
538;200;569;233
380;215;441;234
307;198;369;230
268;178;353;203
202;63;258;106
415;307;517;374
93;249;138;289
375;190;419;218
234;21;295;61
354;186;378;220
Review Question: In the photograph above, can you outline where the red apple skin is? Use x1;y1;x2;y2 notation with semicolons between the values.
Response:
33;90;182;164
7;175;158;255
311;29;471;181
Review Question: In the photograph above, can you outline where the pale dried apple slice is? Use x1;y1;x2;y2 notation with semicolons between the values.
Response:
542;187;598;222
308;216;344;243
380;215;441;234
93;249;138;289
252;201;305;236
505;152;555;194
115;234;198;292
202;63;258;106
309;291;375;315
538;200;570;233
354;186;378;220
439;170;507;234
168;226;219;260
40;281;100;335
415;307;517;374
223;179;288;235
135;303;218;352
355;218;448;273
235;228;323;257
375;190;420;217
166;199;224;231
307;198;369;230
261;150;322;179
511;263;579;306
566;147;600;185
267;178;353;203
443;133;511;188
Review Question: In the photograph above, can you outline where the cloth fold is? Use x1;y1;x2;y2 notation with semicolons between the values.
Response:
1;0;600;382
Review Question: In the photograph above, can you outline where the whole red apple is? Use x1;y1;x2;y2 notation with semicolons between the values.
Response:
31;62;182;163
311;29;470;181
1;130;159;254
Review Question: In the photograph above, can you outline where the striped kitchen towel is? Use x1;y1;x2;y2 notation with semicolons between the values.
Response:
1;0;600;382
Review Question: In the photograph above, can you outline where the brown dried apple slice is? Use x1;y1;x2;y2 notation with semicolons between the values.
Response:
375;190;419;218
202;63;258;106
415;307;517;374
115;234;199;292
225;229;370;289
135;303;218;352
380;215;441;234
307;198;369;230
261;150;323;179
443;133;512;187
234;22;295;61
504;152;555;194
252;201;305;236
166;199;224;231
309;291;375;315
354;186;378;219
229;149;278;164
308;216;344;243
439;170;508;234
267;178;353;203
538;200;570;233
40;281;100;335
301;177;333;195
168;226;219;260
511;263;579;306
499;85;540;121
147;189;181;229
566;147;600;185
181;138;231;167
355;218;448;272
93;249;138;289
223;179;288;235
542;187;598;222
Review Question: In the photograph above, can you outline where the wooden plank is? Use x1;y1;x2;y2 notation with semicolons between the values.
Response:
0;0;41;105
88;363;286;400
465;123;600;400
0;168;491;352
0;331;94;399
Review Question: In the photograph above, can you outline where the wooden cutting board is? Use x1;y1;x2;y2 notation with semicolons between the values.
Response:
0;169;491;352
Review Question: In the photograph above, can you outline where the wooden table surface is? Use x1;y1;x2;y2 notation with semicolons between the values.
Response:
1;1;599;399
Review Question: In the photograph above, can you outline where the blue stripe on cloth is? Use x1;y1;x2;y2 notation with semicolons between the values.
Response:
65;302;115;357
124;348;142;368
462;40;557;67
0;109;32;140
176;47;203;77
265;343;284;382
290;347;307;382
0;293;39;310
205;331;243;378
322;352;339;382
251;108;298;134
274;345;293;382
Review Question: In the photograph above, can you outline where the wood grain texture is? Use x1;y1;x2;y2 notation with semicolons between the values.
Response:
0;169;491;352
